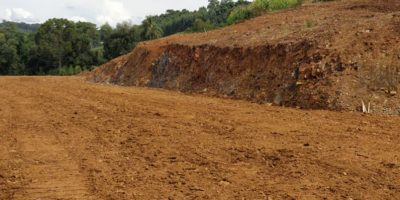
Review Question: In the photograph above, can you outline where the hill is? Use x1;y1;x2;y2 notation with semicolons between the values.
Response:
0;21;40;33
88;0;400;114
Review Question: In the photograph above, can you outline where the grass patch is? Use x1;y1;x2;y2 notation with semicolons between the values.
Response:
228;0;304;25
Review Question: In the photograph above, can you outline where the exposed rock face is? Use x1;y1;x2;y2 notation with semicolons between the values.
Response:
88;0;400;114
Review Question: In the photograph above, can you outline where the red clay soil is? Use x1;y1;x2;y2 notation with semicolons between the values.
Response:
89;0;400;114
1;76;400;199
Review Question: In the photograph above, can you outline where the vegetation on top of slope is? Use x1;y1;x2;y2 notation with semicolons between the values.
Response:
228;0;303;24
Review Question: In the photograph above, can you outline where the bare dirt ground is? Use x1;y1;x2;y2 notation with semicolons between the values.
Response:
0;76;399;200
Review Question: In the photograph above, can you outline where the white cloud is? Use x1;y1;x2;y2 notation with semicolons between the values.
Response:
4;9;12;20
95;0;131;26
0;8;34;22
12;8;32;19
2;8;36;22
68;16;87;22
0;0;209;26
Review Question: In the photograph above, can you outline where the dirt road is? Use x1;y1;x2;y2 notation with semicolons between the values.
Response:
0;77;399;199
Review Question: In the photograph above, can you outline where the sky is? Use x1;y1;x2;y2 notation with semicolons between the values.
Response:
0;0;209;26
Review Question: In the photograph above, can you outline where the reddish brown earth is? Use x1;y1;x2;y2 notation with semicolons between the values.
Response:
89;0;400;115
0;76;400;199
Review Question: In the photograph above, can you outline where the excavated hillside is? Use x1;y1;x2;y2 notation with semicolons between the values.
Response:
89;0;400;114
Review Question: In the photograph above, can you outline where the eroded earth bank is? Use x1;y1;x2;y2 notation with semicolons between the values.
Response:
89;0;400;114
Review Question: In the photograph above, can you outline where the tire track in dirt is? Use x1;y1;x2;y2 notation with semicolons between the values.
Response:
1;76;400;199
0;84;97;200
0;87;22;199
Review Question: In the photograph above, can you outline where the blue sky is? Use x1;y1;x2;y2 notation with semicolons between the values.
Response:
0;0;209;26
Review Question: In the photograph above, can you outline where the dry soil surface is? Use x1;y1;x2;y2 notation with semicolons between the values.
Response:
0;76;399;200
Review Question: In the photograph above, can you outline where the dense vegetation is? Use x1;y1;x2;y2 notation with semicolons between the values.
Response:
0;21;40;33
0;0;303;75
0;19;103;75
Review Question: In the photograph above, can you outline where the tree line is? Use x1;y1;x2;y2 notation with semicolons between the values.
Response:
0;0;303;75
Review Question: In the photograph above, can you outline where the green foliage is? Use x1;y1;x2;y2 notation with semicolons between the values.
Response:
227;6;253;24
268;0;303;11
205;0;251;26
151;9;197;36
0;20;40;33
228;0;303;25
102;22;142;60
0;18;104;75
33;18;101;74
142;18;163;40
50;65;83;76
35;19;77;72
100;23;112;42
0;23;27;75
251;0;270;16
91;47;106;66
187;19;215;32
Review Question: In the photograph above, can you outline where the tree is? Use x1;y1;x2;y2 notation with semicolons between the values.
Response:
35;18;76;72
142;18;163;40
207;0;220;12
206;0;237;26
190;19;214;32
100;23;112;42
0;23;24;75
227;5;253;24
102;22;141;60
33;18;103;74
0;20;40;33
0;32;19;74
74;22;99;67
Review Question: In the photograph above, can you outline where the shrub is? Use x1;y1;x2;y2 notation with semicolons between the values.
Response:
52;65;83;76
190;19;215;32
227;6;254;25
268;0;303;11
74;66;82;74
251;0;270;16
226;0;304;26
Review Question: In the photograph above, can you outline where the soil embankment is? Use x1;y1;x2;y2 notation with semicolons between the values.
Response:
89;0;400;114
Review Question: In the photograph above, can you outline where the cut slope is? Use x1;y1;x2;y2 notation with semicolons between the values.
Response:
89;0;400;114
